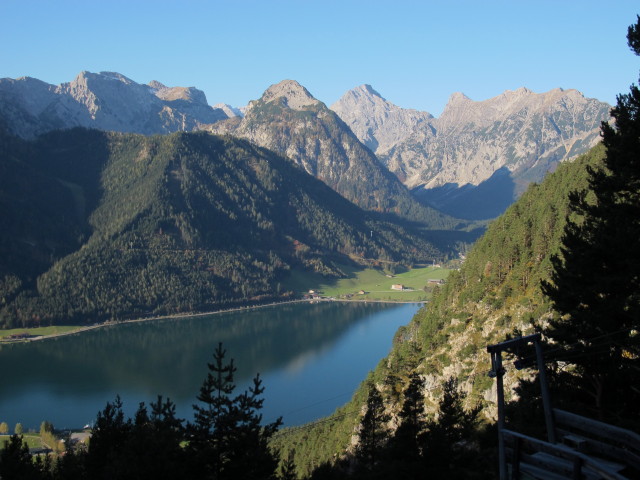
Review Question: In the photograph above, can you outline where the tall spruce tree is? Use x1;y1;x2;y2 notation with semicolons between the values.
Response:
542;16;640;421
422;378;482;478
0;435;48;480
278;450;298;480
384;372;427;479
187;342;282;480
355;383;391;473
84;396;131;479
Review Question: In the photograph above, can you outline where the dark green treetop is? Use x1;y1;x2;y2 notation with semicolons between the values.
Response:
188;342;282;480
541;15;640;420
354;383;391;474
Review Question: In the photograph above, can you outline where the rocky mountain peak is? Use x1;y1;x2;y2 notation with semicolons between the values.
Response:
153;85;209;105
446;91;472;104
148;80;208;104
350;84;384;100
0;71;228;138
73;71;134;87
333;84;611;219
206;80;450;227
362;84;382;96
336;84;392;110
260;79;321;110
148;80;167;90
330;84;434;155
509;86;532;95
213;103;244;118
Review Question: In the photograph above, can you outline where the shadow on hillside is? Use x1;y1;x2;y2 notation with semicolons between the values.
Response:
413;167;517;221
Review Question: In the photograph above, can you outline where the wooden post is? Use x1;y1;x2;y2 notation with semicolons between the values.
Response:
488;333;552;479
493;351;508;480
535;338;556;444
572;456;583;480
512;436;522;480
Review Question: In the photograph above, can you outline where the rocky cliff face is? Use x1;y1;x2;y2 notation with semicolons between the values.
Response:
207;80;456;228
330;84;434;162
332;86;611;219
0;71;228;138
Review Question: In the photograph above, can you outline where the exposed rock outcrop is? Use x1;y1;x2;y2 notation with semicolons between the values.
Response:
207;80;456;228
0;71;228;138
332;85;611;218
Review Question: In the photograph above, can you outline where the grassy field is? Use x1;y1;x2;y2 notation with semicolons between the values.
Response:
282;264;451;302
0;434;43;449
0;325;81;341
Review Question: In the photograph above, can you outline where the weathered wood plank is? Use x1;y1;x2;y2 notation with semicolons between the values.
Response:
503;429;628;480
557;427;640;472
518;462;572;480
554;409;640;453
528;452;601;480
487;333;540;353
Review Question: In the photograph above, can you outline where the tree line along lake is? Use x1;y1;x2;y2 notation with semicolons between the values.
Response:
0;301;421;431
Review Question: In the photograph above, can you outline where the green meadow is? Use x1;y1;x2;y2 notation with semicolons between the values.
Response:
282;265;452;302
0;325;81;341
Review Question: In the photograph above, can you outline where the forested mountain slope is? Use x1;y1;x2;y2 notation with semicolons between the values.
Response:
0;129;444;327
273;143;606;477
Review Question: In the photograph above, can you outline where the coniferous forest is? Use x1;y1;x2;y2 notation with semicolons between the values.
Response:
0;129;460;328
1;13;640;480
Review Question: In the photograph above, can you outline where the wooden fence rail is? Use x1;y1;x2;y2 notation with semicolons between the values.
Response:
554;408;640;472
503;429;628;480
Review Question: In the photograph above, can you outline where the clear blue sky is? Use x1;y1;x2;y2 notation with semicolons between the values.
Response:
1;1;638;115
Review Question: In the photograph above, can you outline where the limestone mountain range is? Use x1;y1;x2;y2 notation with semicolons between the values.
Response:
329;84;435;161
0;71;612;219
331;85;611;218
0;71;227;138
205;79;455;228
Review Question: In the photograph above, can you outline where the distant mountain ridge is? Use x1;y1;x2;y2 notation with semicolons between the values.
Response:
0;71;228;138
0;71;612;220
332;85;611;219
207;80;460;230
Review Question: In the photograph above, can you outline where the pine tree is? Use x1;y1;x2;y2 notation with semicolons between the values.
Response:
542;16;640;421
187;342;282;480
0;434;46;480
422;378;482;478
385;372;427;479
124;397;186;480
278;450;298;480
84;395;132;479
355;383;390;472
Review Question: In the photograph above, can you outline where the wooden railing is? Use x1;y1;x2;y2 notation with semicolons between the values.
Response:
554;409;640;473
487;334;639;479
504;429;628;480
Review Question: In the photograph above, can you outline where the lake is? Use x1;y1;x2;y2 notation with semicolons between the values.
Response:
0;301;420;430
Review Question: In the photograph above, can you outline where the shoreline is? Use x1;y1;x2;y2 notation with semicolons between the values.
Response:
1;297;426;344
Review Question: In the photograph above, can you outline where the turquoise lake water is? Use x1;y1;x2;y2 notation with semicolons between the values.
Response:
0;301;420;430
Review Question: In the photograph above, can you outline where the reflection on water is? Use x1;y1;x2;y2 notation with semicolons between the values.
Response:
0;302;420;428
